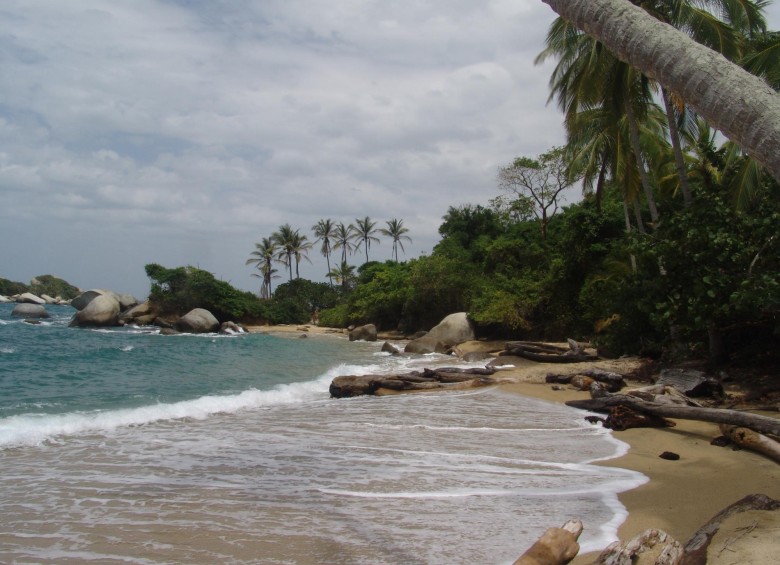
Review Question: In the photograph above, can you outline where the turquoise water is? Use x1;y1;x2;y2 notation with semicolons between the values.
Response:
0;303;646;564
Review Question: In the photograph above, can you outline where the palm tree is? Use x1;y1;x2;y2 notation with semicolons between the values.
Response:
539;0;780;184
290;231;312;279
353;216;380;264
333;222;356;264
245;237;278;298
379;218;412;262
272;223;297;281
312;218;337;287
327;261;356;291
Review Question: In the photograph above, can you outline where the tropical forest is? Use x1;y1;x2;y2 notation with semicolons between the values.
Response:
144;1;780;367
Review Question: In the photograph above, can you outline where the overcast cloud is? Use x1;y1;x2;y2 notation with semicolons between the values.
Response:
2;1;779;298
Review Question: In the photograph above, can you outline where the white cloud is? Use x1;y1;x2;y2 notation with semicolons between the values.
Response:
3;1;776;297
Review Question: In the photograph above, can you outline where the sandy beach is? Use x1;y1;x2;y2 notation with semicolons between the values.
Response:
251;325;780;561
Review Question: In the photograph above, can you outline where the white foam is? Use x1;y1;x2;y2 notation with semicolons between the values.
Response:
1;346;15;354
0;373;335;449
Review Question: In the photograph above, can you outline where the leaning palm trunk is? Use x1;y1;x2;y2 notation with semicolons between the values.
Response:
541;0;780;184
662;88;693;207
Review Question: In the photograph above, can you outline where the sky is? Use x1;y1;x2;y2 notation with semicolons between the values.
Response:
2;1;779;299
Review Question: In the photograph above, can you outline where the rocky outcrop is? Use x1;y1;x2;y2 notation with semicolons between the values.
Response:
17;292;46;305
174;308;219;334
119;301;160;326
349;323;377;342
12;303;50;318
70;290;106;311
330;367;498;398
219;321;245;335
69;293;121;327
403;312;475;354
0;295;12;303
404;335;447;354
426;312;475;347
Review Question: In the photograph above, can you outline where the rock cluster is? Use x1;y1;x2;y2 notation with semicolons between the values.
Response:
330;367;498;398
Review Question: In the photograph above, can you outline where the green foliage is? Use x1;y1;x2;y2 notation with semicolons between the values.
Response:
145;263;270;322
0;277;29;296
29;275;81;300
0;275;80;299
345;261;412;329
268;279;340;325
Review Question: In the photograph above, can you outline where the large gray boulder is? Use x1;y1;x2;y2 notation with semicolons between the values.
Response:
404;335;447;354
17;293;45;305
349;323;378;342
69;294;121;327
12;303;50;319
425;312;475;347
71;290;107;311
175;308;219;334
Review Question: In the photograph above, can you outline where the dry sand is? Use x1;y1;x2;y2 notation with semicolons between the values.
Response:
248;327;779;561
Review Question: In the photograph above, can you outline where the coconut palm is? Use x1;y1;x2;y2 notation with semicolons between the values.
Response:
272;223;298;281
312;218;337;287
333;222;356;264
379;219;412;262
327;261;357;291
539;0;780;184
353;216;380;264
245;237;278;298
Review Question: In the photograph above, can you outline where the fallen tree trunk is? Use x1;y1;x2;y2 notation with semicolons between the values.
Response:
596;529;683;564
682;493;780;565
566;396;780;437
719;424;780;464
513;519;582;565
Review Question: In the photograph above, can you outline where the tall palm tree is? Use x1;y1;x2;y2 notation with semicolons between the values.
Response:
333;222;356;264
290;231;312;279
539;0;780;184
245;237;278;298
312;218;337;287
353;216;380;264
272;223;297;281
379;219;412;262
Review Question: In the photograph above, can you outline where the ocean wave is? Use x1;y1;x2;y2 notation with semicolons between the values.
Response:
0;373;335;449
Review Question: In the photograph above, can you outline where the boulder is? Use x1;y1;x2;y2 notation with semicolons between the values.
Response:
381;341;401;355
116;293;139;311
17;293;45;305
349;323;377;342
404;335;447;354
71;290;109;311
69;293;121;327
119;301;160;325
219;321;244;335
40;294;59;304
0;295;12;303
425;312;475;347
12;303;50;319
175;308;219;334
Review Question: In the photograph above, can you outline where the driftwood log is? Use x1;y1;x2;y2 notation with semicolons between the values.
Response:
503;340;598;364
719;424;780;463
596;529;684;564
513;519;582;565
682;493;780;565
566;396;780;437
329;367;497;398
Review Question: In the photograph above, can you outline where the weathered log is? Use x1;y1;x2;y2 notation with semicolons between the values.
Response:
505;341;570;354
596;529;684;564
603;405;676;431
719;424;780;464
566;396;780;437
513;519;582;565
511;349;599;364
682;494;780;565
656;368;723;398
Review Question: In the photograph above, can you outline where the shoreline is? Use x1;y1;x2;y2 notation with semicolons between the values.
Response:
248;325;780;560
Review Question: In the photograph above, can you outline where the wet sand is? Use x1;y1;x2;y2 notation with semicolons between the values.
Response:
249;326;780;561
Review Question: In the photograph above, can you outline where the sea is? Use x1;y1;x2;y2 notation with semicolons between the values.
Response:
0;303;647;565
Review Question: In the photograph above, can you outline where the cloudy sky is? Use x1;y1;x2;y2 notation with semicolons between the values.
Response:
2;1;779;298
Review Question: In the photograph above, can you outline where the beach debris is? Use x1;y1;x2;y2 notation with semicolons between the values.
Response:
603;405;676;431
683;494;780;565
513;518;582;565
329;367;497;398
656;369;723;398
718;425;780;464
659;451;680;460
503;340;598;363
545;368;626;392
596;528;684;564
